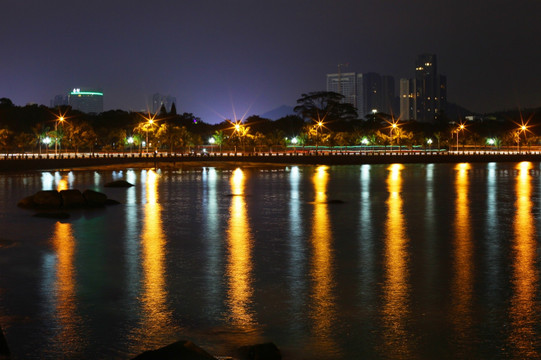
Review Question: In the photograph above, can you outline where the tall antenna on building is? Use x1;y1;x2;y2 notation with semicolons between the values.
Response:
337;63;348;100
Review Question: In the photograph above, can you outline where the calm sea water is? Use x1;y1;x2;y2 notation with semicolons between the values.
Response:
0;162;540;359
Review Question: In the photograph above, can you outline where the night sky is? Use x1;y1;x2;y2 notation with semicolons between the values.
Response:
2;0;540;123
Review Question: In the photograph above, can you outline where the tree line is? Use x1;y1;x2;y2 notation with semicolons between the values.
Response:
0;93;540;155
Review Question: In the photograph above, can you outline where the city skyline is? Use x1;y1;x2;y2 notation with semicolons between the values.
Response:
1;1;540;123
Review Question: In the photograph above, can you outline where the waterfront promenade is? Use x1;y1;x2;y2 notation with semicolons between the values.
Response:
1;150;541;171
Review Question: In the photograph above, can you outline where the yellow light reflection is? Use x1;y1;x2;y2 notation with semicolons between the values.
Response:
309;166;337;353
509;162;539;358
225;168;257;330
451;163;473;353
381;164;412;357
137;169;174;346
51;221;81;354
57;178;68;191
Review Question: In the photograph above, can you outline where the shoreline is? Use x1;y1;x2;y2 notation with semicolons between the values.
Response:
1;152;541;172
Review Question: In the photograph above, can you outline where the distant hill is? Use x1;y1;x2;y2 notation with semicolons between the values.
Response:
261;105;295;120
445;102;477;119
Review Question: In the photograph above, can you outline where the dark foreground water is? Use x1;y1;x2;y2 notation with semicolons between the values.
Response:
0;162;541;359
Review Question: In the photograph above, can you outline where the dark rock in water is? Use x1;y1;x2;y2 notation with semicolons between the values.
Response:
33;190;62;208
0;324;10;357
236;342;281;360
60;189;86;208
17;195;36;208
83;189;108;207
132;340;217;360
105;198;121;205
33;212;70;219
104;180;134;188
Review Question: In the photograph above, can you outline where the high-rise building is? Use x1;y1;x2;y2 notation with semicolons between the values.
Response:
414;54;446;122
326;71;395;118
150;93;176;114
326;72;357;111
399;78;416;120
68;88;104;114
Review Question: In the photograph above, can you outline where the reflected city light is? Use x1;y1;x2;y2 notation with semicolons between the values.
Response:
452;163;473;353
509;162;539;358
381;164;412;357
135;169;174;349
51;221;82;355
225;168;257;330
309;165;337;353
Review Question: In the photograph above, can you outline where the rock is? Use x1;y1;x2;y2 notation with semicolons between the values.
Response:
104;180;134;188
33;212;70;219
60;189;86;208
326;199;345;204
132;340;217;360
17;195;36;208
235;343;281;360
105;198;121;205
0;325;10;358
33;190;62;208
83;189;108;207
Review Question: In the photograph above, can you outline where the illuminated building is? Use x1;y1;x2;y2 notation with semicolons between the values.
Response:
326;71;395;118
68;88;104;114
413;54;447;122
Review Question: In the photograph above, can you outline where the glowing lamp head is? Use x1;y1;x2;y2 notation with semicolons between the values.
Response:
235;124;240;131
317;121;323;127
209;137;215;144
291;137;298;145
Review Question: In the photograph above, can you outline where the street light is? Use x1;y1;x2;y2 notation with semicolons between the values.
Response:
43;137;51;154
427;138;433;151
456;123;466;153
127;136;134;153
55;115;65;155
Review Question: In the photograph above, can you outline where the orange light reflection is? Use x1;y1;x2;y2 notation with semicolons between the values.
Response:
451;163;473;354
509;162;539;358
51;221;82;355
309;166;337;353
137;169;175;347
225;168;257;330
381;164;412;357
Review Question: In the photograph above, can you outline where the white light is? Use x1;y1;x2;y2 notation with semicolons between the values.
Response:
291;137;298;145
209;137;215;144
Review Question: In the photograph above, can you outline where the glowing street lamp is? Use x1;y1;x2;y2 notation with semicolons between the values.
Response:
55;115;65;155
455;123;466;153
361;137;369;151
426;138;433;151
127;136;134;153
43;136;51;154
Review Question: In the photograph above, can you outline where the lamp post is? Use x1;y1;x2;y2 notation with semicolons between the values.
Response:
209;137;215;154
315;121;323;154
456;123;465;153
427;138;433;152
146;119;154;153
127;136;134;154
55;116;65;155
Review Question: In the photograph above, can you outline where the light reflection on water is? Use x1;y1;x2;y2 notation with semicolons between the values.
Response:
509;161;539;358
381;163;412;358
1;163;541;359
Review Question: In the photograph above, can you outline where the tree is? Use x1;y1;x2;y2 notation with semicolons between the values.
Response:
212;130;226;153
294;91;358;123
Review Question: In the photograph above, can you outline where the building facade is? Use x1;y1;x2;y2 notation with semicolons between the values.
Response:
326;71;395;118
68;88;104;114
399;54;447;122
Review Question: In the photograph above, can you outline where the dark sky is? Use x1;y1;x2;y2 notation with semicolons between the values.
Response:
2;0;540;123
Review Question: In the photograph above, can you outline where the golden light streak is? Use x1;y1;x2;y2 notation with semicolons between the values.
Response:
137;169;174;345
509;162;539;358
381;164;412;358
309;166;337;353
225;168;257;330
57;178;68;191
451;163;473;354
51;221;81;355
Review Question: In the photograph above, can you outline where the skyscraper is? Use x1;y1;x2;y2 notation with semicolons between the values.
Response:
68;88;104;114
326;72;357;112
326;71;395;118
414;54;446;122
399;78;416;120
